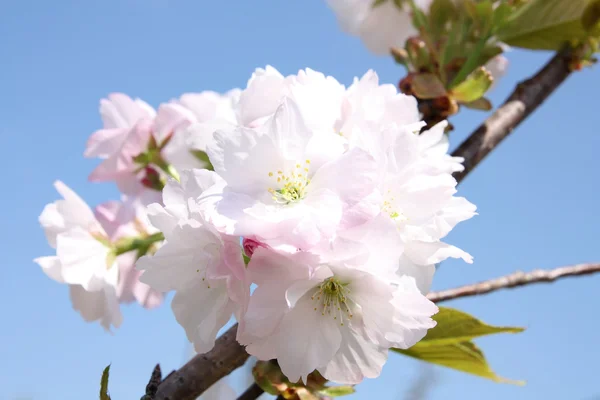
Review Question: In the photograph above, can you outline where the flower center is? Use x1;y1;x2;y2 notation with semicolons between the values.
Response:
267;160;311;205
382;189;407;222
311;276;354;326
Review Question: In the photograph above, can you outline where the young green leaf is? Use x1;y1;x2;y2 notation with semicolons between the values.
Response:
393;341;525;385
319;385;356;397
496;0;600;51
419;306;525;346
450;67;494;103
100;364;112;400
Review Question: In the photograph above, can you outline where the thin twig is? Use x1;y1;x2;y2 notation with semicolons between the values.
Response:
236;383;264;400
153;45;586;400
427;262;600;303
451;45;583;183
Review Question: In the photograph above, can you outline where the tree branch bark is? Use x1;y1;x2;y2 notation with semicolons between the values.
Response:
426;262;600;303
451;45;582;183
153;45;586;400
236;383;264;400
154;326;248;400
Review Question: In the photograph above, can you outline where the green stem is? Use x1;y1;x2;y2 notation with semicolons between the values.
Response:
114;232;165;256
151;153;180;182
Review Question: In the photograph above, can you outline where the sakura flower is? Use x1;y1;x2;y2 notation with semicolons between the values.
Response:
240;243;438;384
171;89;242;171
34;181;122;330
326;0;433;55
206;97;379;249
94;198;164;309
137;170;248;353
87;98;197;200
84;93;156;159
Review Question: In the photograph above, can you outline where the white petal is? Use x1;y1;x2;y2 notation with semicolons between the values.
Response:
34;256;65;283
321;319;387;384
56;227;112;291
405;241;473;265
171;278;234;353
275;294;342;384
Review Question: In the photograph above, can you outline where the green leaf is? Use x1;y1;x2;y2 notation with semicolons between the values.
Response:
491;2;514;32
450;67;493;103
428;0;457;39
319;386;356;397
393;341;524;385
410;73;447;99
190;149;214;171
372;0;388;8
100;364;112;400
582;0;600;32
462;97;493;111
448;28;491;88
420;307;524;346
496;0;600;51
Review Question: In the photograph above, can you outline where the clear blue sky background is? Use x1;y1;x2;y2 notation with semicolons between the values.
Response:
2;1;599;399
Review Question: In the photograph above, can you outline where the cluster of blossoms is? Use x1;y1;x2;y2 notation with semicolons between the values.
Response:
326;0;508;79
36;66;476;383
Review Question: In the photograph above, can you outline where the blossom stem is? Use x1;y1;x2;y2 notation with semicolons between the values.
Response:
114;232;165;256
151;154;181;182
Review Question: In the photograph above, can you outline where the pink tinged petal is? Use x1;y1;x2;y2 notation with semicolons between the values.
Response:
238;65;286;126
137;223;222;292
117;251;164;309
146;203;179;238
265;97;313;160
396;255;436;294
171;278;234;354
69;280;123;332
88;120;152;181
391;174;457;222
275;294;342;384
101;93;154;129
358;0;416;55
288;69;345;131
153;103;196;145
418;121;447;151
309;147;379;208
320;318;388;384
53;181;97;228
387;276;438;348
240;248;314;341
337;214;402;276
94;200;139;240
304;133;346;172
56;227;113;291
84;128;129;158
208;126;284;193
432;196;477;239
39;203;64;248
344;274;397;346
34;256;65;283
293;189;343;248
405;241;473;265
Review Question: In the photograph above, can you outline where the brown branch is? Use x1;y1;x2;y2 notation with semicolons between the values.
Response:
236;383;264;400
153;326;248;400
426;262;600;303
451;45;583;183
152;46;587;400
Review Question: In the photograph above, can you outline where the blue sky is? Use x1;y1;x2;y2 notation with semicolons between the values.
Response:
2;1;599;399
